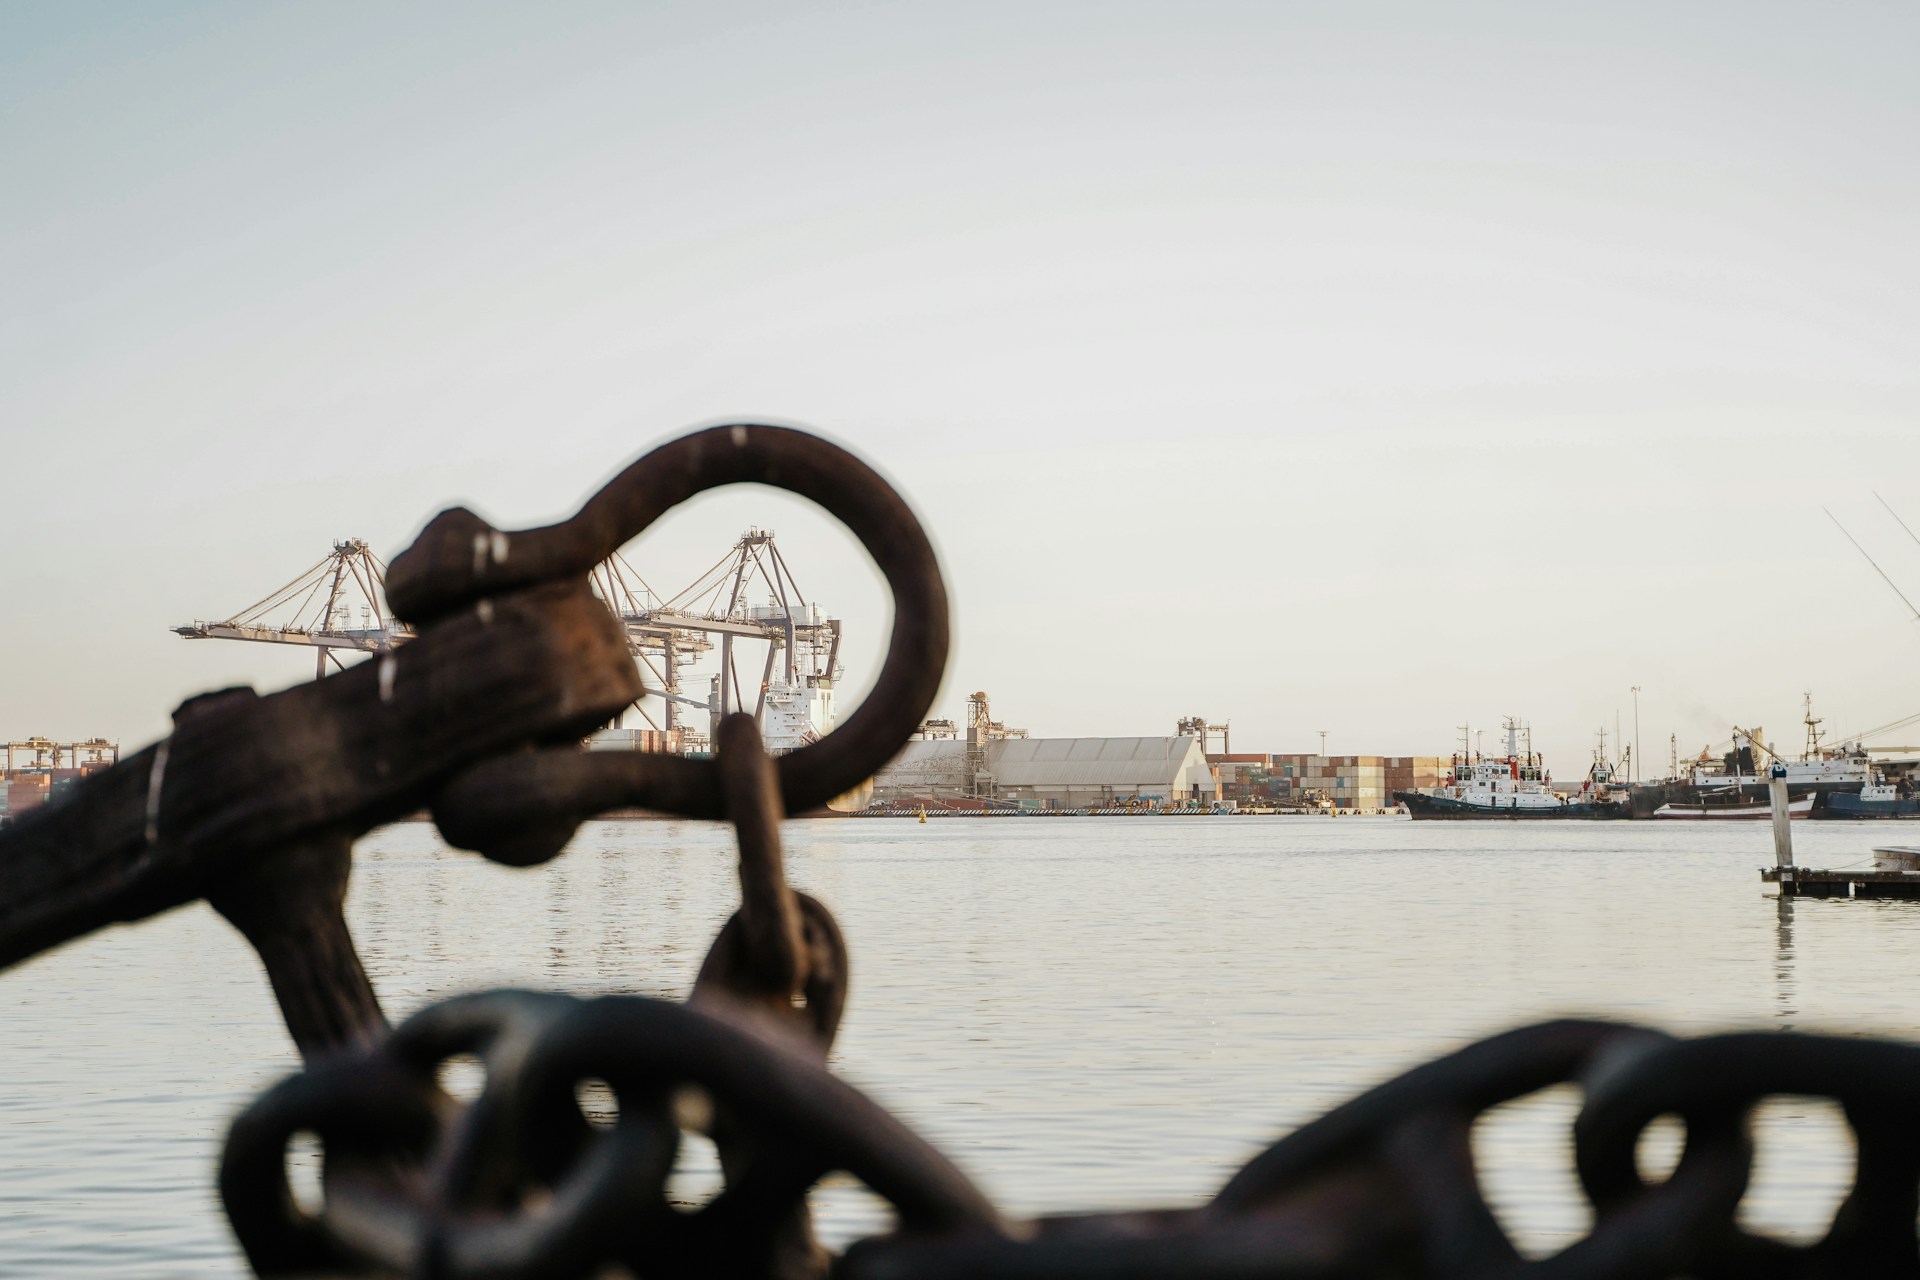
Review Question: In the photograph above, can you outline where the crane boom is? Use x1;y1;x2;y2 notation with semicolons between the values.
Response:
176;527;844;752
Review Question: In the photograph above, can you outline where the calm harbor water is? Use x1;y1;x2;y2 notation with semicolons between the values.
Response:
6;816;1916;1275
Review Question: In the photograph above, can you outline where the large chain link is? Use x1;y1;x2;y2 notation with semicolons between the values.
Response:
221;999;1920;1278
4;423;1920;1278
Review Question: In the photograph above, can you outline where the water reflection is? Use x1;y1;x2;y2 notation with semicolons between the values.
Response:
1773;894;1797;1027
9;818;1920;1276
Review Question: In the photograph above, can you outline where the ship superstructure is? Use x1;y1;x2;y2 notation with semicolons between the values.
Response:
1688;698;1870;795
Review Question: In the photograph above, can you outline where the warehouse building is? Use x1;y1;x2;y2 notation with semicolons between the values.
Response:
873;735;1215;808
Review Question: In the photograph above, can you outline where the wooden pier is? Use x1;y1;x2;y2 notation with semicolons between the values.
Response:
1763;865;1920;899
1764;843;1920;899
1756;766;1920;897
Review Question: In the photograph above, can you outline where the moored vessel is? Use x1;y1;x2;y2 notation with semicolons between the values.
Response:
1652;698;1872;819
1653;793;1817;819
1395;718;1631;820
1812;779;1920;819
1685;700;1870;801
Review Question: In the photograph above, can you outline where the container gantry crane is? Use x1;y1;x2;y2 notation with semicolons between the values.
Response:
619;529;842;749
175;529;843;752
1176;716;1231;755
173;540;409;679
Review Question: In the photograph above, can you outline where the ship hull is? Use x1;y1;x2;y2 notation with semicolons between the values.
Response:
1653;794;1816;819
1394;791;1631;820
1811;792;1920;820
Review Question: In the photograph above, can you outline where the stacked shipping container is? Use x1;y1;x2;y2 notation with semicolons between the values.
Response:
586;727;687;754
1250;754;1450;812
0;762;115;819
1384;756;1450;801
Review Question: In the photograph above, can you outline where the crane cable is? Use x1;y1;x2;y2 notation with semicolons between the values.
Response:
1826;507;1920;623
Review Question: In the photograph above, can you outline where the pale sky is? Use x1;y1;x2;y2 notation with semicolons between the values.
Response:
3;1;1917;776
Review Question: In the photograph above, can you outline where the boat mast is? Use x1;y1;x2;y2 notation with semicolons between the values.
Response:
1803;692;1824;761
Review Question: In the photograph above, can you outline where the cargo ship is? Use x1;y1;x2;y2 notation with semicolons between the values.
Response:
1685;729;1868;799
1643;701;1872;818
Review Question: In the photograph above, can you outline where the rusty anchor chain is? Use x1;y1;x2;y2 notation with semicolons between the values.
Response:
221;724;869;1280
692;713;850;1054
222;988;1004;1280
222;1005;1920;1279
8;421;1920;1277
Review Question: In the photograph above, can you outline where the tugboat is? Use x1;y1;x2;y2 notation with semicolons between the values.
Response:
1395;718;1631;820
1813;775;1920;819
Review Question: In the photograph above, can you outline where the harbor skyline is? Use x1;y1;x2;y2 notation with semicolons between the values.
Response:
5;435;1915;784
3;1;1918;774
9;8;1920;1274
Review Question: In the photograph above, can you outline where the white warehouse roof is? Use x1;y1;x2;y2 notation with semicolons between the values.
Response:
873;735;1211;793
987;736;1209;788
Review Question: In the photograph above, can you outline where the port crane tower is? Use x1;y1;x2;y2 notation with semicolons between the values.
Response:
586;552;714;736
175;529;841;751
1175;715;1230;755
617;529;842;750
3;737;119;773
173;540;409;679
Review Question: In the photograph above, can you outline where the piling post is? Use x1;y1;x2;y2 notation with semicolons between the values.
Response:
1769;763;1793;869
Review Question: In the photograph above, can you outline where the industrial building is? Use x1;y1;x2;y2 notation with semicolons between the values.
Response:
872;691;1213;808
873;733;1215;808
875;697;1448;812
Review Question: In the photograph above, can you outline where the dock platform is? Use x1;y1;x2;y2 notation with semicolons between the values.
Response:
1764;847;1920;898
1763;867;1920;899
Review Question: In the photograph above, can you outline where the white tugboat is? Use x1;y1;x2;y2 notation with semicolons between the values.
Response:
1396;718;1631;820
